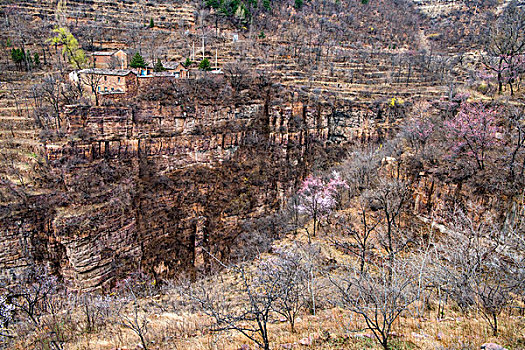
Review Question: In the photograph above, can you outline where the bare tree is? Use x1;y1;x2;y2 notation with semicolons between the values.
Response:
485;1;525;94
340;147;382;196
331;258;420;350
6;266;58;326
39;75;63;130
80;72;103;106
507;106;525;181
224;61;250;96
363;179;412;272
76;294;112;333
187;259;284;350
257;247;308;333
432;209;523;336
0;295;15;338
116;293;150;350
331;199;379;273
106;55;122;70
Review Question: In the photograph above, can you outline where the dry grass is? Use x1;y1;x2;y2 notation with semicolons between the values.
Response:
52;226;525;350
60;303;524;350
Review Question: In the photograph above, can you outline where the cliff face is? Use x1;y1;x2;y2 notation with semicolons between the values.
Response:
2;76;380;290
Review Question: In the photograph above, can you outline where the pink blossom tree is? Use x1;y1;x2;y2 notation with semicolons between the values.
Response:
444;103;499;171
297;173;347;242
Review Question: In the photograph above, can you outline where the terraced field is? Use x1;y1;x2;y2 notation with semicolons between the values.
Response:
0;74;43;204
1;0;195;28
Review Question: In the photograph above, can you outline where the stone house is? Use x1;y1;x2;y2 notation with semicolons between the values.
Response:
91;50;128;69
69;60;190;101
72;69;138;96
164;62;189;78
137;62;188;78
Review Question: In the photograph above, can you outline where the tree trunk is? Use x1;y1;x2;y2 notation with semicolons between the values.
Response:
492;313;498;336
139;333;148;350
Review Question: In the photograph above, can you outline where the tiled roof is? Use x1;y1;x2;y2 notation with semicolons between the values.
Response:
136;71;179;77
77;68;135;76
92;51;116;56
164;62;188;70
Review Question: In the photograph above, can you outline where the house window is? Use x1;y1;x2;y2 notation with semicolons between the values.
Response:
104;87;108;92
175;72;180;78
97;86;100;92
118;77;121;83
104;76;107;81
111;87;114;91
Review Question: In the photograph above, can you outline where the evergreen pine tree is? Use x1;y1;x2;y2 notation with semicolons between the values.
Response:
34;52;41;67
154;58;166;72
206;0;220;9
198;58;211;71
10;48;25;70
130;52;147;68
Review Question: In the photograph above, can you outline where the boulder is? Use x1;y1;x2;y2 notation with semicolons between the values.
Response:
480;343;508;350
298;336;313;346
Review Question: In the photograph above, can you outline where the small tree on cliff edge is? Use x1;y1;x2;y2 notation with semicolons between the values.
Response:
130;52;146;69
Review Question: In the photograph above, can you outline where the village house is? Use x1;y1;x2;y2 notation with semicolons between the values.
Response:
69;58;191;102
136;62;189;78
137;67;153;77
70;69;137;96
91;50;128;69
164;62;189;78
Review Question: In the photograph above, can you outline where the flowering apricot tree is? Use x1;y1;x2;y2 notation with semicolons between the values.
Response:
297;173;348;241
444;103;499;170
